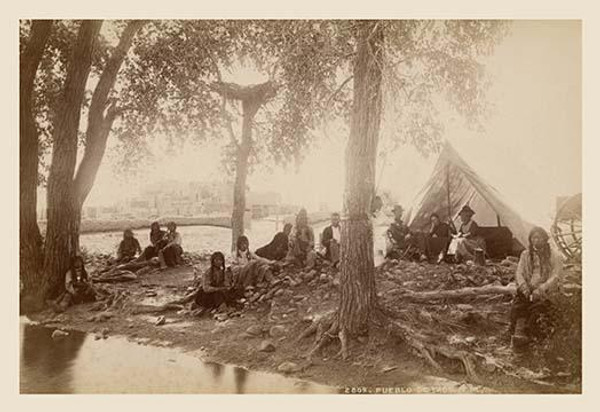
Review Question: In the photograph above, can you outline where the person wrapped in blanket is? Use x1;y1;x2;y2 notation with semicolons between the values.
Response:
116;229;142;263
158;221;183;270
507;226;562;344
193;251;242;311
446;205;486;263
230;235;276;289
285;208;317;269
48;256;96;312
136;221;168;262
255;223;292;261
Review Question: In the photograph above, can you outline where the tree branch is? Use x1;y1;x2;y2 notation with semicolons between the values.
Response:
74;20;147;206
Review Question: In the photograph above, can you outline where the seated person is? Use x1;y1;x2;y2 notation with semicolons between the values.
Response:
49;256;96;312
508;226;562;342
158;221;183;269
116;229;142;263
255;223;292;261
285;208;317;269
137;222;167;262
426;213;455;263
230;235;275;288
321;212;341;266
194;251;242;311
386;205;423;259
447;205;485;263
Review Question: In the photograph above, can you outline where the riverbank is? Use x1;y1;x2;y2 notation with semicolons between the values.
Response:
28;256;581;394
37;212;332;235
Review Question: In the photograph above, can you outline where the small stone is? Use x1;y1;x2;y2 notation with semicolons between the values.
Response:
155;316;166;326
259;340;276;353
269;325;286;338
319;273;328;282
51;329;68;339
277;361;300;374
246;325;264;336
101;328;110;339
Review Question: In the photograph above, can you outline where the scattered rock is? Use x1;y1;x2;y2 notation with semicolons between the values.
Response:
155;316;166;326
269;325;287;338
51;329;68;340
246;325;264;336
319;273;328;282
381;366;398;373
100;328;110;339
277;361;301;374
259;340;276;352
214;313;229;322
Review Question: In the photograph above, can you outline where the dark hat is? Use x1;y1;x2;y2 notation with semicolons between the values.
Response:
458;205;475;216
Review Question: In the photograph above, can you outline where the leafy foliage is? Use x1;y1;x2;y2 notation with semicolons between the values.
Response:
381;20;511;157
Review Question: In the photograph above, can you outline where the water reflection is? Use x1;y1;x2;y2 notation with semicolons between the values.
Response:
20;325;87;393
233;367;247;394
20;324;337;394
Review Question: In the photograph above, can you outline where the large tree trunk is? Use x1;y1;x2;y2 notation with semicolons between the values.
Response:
231;101;258;252
337;21;384;336
71;21;146;248
19;20;53;308
42;20;102;299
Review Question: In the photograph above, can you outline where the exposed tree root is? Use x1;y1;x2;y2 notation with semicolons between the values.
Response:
297;306;479;380
388;319;478;380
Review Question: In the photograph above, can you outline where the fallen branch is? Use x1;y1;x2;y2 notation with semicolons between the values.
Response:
398;283;516;303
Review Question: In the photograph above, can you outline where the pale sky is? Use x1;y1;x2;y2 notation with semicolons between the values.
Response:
81;20;581;228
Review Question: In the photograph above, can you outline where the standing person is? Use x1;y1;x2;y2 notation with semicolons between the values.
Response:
116;229;142;263
508;226;562;342
285;208;317;269
194;252;241;311
159;221;183;269
321;212;341;266
426;213;455;263
49;256;96;312
137;222;167;262
255;223;293;261
447;205;485;263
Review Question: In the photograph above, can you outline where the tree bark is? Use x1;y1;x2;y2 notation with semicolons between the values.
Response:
210;81;277;252
70;21;146;249
42;20;102;299
231;102;256;251
337;21;384;336
19;20;53;304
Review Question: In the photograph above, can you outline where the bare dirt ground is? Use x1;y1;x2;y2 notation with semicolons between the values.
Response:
29;254;582;394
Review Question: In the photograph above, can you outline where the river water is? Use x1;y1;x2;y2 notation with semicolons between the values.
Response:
80;219;389;258
20;321;338;394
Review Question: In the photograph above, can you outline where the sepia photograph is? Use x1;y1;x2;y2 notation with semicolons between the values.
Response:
16;13;583;396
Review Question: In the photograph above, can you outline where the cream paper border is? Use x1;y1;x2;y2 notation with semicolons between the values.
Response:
1;0;597;410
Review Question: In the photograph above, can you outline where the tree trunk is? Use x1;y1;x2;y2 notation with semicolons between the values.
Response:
231;101;258;252
337;21;384;336
42;20;102;299
71;21;146;248
19;20;53;307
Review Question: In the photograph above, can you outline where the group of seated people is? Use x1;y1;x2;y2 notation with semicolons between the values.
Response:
116;221;184;270
385;204;485;264
48;207;562;347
